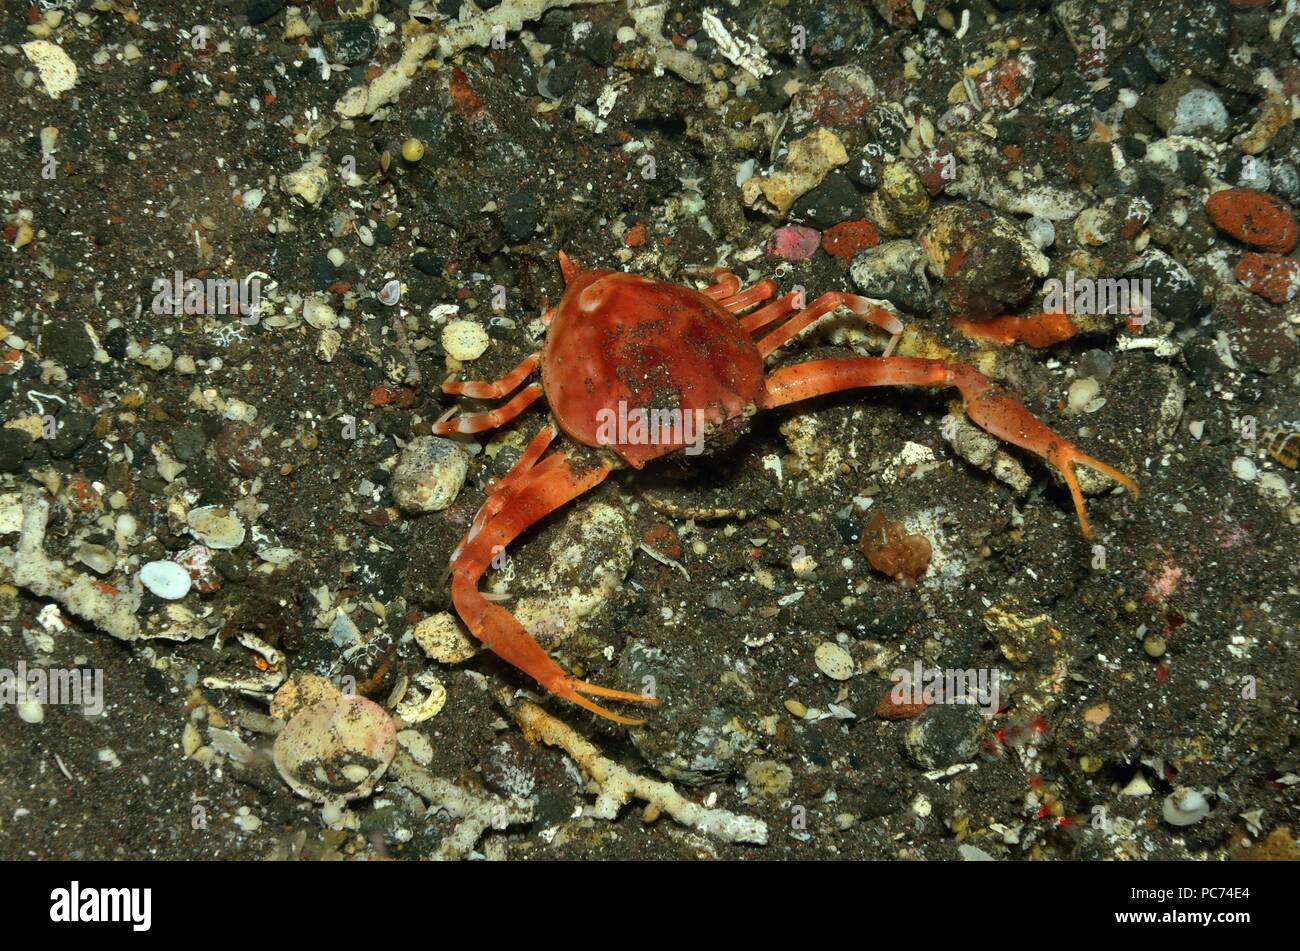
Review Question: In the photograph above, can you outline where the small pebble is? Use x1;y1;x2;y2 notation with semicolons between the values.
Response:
392;436;469;513
401;137;426;162
1231;457;1258;482
140;559;192;600
814;642;854;681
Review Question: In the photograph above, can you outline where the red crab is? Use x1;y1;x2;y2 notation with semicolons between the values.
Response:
434;253;1139;723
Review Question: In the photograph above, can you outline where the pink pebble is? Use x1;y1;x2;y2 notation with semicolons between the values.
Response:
767;225;821;261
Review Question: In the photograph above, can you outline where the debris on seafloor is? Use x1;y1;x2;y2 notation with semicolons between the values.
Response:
336;0;621;117
388;753;535;861
272;693;397;804
859;509;932;586
4;487;141;641
499;689;768;846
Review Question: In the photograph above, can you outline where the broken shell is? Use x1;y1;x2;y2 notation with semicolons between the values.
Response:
186;505;246;549
271;671;342;721
272;694;396;803
413;611;480;664
393;670;447;723
1162;787;1212;827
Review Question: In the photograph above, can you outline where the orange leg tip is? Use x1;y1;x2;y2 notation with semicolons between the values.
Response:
551;676;659;724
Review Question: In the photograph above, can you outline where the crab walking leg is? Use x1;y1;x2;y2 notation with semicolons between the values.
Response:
719;279;779;313
761;357;1139;538
701;271;741;300
433;382;544;435
756;293;904;359
740;290;802;334
487;423;556;496
442;353;540;398
450;453;659;724
455;427;561;561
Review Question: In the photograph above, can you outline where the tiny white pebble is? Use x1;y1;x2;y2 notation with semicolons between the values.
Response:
18;699;44;724
327;248;346;268
140;560;192;600
1231;457;1257;482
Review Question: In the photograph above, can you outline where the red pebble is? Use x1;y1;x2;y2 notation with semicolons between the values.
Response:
766;225;821;261
911;143;957;196
1205;188;1298;254
821;219;880;260
875;690;928;720
1234;252;1300;304
623;222;646;248
974;57;1035;111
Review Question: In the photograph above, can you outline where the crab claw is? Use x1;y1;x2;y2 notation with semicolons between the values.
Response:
546;676;659;726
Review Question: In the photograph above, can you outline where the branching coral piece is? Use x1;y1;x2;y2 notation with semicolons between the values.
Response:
500;689;769;845
627;1;708;84
9;487;142;640
388;751;535;860
336;0;620;117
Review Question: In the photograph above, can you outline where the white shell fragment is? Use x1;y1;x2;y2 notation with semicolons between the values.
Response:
393;670;447;724
814;642;854;681
272;694;397;803
281;154;331;206
391;436;469;513
1162;788;1212;827
413;611;480;664
140;560;192;600
442;320;490;361
186;505;246;549
22;40;79;99
303;295;339;329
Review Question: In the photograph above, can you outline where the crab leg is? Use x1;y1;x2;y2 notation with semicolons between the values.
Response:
442;353;540;398
455;426;560;560
433;382;544;435
740;290;801;334
719;279;779;313
450;450;658;724
952;313;1079;348
761;356;1139;538
487;423;556;495
701;270;742;299
756;293;904;359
